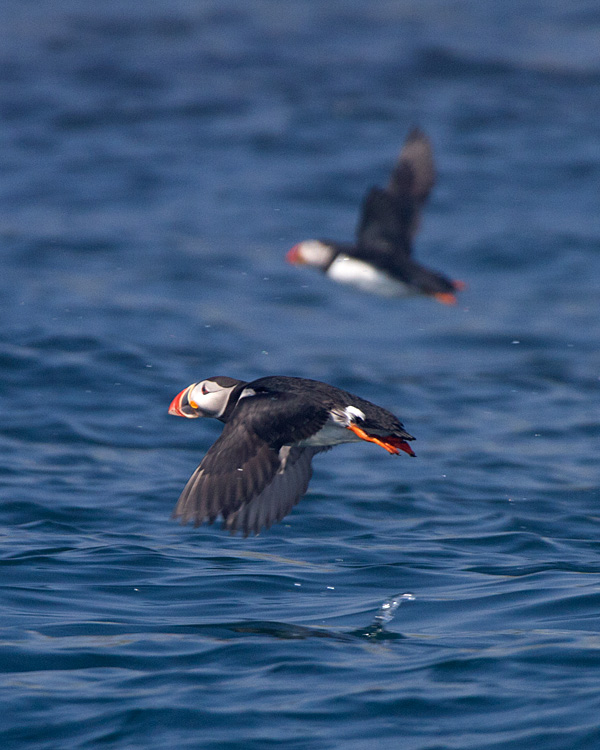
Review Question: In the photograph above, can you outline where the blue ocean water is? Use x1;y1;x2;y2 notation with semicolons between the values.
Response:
1;1;599;748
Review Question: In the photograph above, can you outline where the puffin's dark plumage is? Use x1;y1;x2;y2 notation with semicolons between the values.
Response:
287;127;465;304
169;375;415;536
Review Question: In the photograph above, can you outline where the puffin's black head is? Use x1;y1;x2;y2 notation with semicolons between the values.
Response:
168;376;243;419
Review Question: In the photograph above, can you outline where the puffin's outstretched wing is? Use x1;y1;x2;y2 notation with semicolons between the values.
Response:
223;447;322;536
172;392;328;533
356;128;435;263
388;127;435;221
355;187;412;262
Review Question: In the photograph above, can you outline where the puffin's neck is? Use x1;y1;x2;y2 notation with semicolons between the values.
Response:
219;381;249;422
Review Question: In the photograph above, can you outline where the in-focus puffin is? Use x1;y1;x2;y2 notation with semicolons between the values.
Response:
168;375;415;536
287;127;465;304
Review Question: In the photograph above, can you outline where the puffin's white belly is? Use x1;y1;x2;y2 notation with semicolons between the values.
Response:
327;255;413;297
296;421;361;447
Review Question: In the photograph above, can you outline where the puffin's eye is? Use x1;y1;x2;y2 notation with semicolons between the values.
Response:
201;382;208;395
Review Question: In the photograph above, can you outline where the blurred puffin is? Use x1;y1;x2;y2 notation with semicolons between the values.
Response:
169;375;415;536
287;127;465;304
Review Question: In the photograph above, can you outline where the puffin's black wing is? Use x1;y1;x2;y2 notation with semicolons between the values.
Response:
355;128;435;264
172;392;329;534
223;446;322;536
388;127;435;220
355;187;412;263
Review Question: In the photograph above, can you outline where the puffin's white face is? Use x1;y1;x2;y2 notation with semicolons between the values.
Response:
169;377;239;419
287;240;335;270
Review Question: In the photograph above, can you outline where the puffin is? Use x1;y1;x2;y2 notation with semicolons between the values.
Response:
168;375;416;536
287;127;465;304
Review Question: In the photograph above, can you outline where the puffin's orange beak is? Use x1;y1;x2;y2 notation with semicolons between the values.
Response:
168;385;198;418
286;244;303;264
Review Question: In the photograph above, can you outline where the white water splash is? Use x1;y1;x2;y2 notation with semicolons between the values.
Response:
372;593;415;627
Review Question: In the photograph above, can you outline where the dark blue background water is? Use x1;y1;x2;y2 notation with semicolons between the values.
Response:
1;1;599;748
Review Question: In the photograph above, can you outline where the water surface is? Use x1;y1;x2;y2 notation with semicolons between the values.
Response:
1;1;599;748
